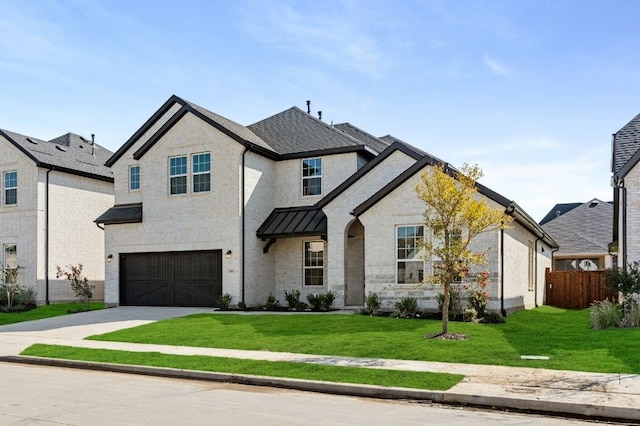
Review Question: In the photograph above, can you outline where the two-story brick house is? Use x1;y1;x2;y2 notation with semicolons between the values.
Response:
611;113;640;267
0;130;114;303
97;95;556;314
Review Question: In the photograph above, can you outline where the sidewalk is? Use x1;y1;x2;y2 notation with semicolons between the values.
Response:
1;307;639;423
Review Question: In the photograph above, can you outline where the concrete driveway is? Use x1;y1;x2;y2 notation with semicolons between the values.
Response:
0;306;213;355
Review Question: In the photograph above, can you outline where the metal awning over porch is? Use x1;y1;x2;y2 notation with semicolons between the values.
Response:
257;206;327;239
95;203;143;225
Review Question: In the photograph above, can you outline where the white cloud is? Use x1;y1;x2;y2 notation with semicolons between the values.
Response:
483;54;512;77
236;1;401;78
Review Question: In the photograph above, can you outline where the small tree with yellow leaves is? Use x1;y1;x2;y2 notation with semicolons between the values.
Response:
415;163;512;337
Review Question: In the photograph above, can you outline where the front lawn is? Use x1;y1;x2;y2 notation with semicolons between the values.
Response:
0;302;105;326
21;344;463;391
82;306;640;374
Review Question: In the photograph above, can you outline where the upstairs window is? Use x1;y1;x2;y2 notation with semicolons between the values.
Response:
302;158;322;196
129;166;140;191
192;153;211;193
169;156;187;195
4;171;17;205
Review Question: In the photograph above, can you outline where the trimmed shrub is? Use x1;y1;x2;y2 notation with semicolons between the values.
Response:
217;293;232;310
365;292;381;316
284;289;301;310
393;297;418;318
265;294;280;311
320;291;335;311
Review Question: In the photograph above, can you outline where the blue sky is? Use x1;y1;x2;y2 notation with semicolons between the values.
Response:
2;0;638;220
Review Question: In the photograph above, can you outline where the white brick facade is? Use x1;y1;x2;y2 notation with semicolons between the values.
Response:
0;135;114;304
102;97;554;314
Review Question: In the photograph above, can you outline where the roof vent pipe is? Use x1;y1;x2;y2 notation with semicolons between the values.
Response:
306;100;311;114
91;133;95;156
318;111;322;120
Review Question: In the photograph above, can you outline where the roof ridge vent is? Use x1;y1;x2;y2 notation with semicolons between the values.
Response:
26;137;37;144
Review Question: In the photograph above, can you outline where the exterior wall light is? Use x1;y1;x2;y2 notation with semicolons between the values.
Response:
107;254;113;263
226;250;232;259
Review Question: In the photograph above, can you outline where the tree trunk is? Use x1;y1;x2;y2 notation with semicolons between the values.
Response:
442;282;450;334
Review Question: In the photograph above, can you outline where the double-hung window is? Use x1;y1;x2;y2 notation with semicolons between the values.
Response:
302;158;322;196
304;241;324;286
397;225;425;284
192;153;211;193
129;166;140;191
4;171;17;206
3;244;17;284
169;156;187;195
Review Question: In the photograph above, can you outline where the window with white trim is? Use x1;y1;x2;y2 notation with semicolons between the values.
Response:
3;244;17;284
304;240;324;286
4;171;17;205
192;153;211;193
397;225;425;284
169;156;187;195
302;158;322;196
129;165;140;191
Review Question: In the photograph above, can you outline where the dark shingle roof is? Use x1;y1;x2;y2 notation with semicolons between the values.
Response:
539;202;583;225
333;123;390;154
248;107;374;158
613;113;640;177
351;156;558;248
541;199;612;254
379;134;431;158
184;100;275;153
0;129;113;181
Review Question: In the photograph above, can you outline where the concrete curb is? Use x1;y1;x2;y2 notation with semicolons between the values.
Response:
3;355;639;423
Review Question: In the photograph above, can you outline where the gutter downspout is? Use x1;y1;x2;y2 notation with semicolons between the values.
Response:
500;228;506;317
501;205;515;317
622;181;627;268
45;168;53;305
241;146;248;305
534;236;542;308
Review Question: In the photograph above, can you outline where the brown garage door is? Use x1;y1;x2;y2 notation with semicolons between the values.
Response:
120;250;222;307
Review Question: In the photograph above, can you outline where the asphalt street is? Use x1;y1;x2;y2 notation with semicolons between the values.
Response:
0;362;596;426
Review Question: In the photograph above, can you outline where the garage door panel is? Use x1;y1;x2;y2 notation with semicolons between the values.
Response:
123;280;172;306
120;250;222;307
174;280;217;306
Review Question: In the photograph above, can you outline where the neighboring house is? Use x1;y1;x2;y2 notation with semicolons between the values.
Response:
97;95;556;314
0;130;114;304
540;199;614;271
611;113;640;268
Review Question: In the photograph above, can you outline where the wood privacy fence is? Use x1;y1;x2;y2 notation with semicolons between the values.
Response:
545;269;618;309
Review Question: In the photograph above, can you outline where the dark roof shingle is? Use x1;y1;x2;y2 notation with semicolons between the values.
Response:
541;199;612;254
1;129;113;181
613;113;640;177
248;107;372;157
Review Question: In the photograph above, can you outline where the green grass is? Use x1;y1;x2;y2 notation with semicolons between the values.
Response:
81;306;640;374
20;344;463;391
0;302;105;325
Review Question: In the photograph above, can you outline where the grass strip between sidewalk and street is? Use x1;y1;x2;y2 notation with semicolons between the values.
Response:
20;344;463;391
